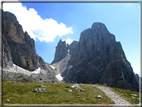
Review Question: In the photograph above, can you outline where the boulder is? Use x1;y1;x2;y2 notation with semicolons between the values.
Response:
97;95;103;99
6;99;10;102
79;89;85;92
71;84;80;89
38;88;42;92
68;89;72;92
33;89;38;92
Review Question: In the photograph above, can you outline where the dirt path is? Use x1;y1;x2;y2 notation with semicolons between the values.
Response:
94;85;133;105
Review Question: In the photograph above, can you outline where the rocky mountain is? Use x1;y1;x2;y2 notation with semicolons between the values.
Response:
52;22;139;92
2;10;139;92
50;40;78;82
2;10;59;83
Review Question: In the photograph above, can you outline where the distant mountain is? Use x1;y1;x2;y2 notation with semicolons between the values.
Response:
51;40;78;64
52;22;139;92
2;10;59;83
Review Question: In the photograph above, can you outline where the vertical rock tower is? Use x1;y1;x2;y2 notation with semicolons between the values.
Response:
52;22;139;92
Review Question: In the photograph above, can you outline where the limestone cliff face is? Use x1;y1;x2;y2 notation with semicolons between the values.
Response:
52;40;68;64
2;11;46;71
52;40;78;64
2;10;59;83
2;11;36;70
52;22;139;92
2;34;13;68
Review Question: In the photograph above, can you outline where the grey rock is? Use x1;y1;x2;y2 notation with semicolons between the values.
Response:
97;95;103;99
33;89;38;92
41;88;46;91
80;89;85;92
6;99;10;102
38;88;42;92
71;84;80;89
68;89;72;92
131;94;137;97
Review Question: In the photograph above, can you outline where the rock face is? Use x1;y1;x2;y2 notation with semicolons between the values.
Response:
52;22;139;92
51;40;78;64
50;40;78;82
2;10;59;83
52;40;68;64
3;11;37;70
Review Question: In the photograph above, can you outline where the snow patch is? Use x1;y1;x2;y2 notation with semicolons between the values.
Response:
32;67;40;74
55;74;63;81
12;63;17;71
13;64;16;67
68;49;70;53
68;65;73;69
49;65;56;69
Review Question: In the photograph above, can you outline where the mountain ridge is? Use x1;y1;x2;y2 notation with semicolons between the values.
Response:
52;22;139;92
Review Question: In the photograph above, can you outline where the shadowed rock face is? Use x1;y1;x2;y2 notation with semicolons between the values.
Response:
3;11;37;70
52;22;139;92
2;11;44;71
52;40;68;64
2;10;59;83
52;40;78;64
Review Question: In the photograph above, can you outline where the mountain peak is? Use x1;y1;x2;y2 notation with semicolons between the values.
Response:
60;38;74;46
91;22;109;33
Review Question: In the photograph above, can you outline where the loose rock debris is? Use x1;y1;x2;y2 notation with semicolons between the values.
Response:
33;84;47;92
94;85;132;105
70;84;85;92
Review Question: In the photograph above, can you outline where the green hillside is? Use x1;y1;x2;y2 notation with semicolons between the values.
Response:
2;79;140;105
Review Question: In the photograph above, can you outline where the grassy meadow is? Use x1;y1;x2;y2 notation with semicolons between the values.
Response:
2;79;140;105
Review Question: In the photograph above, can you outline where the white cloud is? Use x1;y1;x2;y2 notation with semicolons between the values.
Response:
3;3;73;42
62;38;74;45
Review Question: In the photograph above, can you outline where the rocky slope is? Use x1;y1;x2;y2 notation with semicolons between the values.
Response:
50;40;78;82
52;22;139;92
2;10;59;82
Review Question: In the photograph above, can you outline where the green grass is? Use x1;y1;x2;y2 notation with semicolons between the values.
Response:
3;79;114;104
3;79;140;105
99;84;140;104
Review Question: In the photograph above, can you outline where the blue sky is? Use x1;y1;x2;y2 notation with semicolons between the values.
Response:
3;2;140;76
